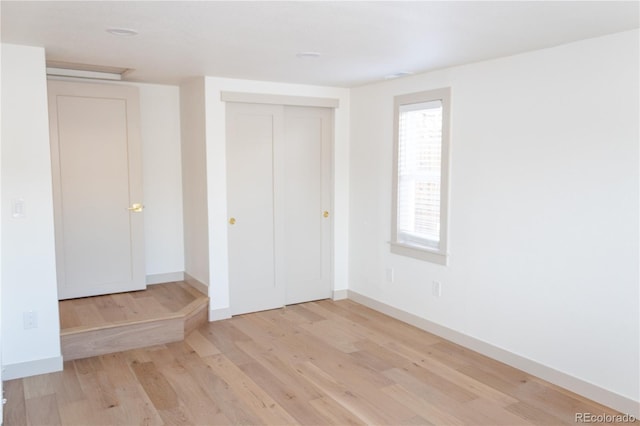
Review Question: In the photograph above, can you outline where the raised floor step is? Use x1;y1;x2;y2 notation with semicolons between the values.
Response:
59;282;209;361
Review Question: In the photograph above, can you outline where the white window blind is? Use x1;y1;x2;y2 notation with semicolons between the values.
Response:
397;100;443;249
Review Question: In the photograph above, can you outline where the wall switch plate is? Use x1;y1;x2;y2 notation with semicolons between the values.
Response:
432;281;442;297
12;198;26;219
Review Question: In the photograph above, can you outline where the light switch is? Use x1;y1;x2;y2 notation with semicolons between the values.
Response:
12;198;26;219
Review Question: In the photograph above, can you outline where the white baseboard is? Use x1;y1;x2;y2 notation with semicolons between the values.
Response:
209;307;231;321
332;289;348;300
184;273;209;295
146;271;184;285
347;290;640;417
3;355;63;380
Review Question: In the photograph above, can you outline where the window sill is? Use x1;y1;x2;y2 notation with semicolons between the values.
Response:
389;242;448;265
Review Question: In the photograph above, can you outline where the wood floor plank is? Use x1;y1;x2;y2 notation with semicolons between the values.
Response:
505;401;574;425
383;367;478;414
94;295;128;323
159;356;231;425
203;353;299;425
57;399;101;426
130;360;178;411
185;328;221;358
298;318;365;353
463;397;537;426
295;360;414;425
3;379;27;426
22;371;58;399
6;299;629;426
382;383;467;426
238;361;329;425
58;302;82;329
148;282;195;313
25;394;62;426
109;292;144;319
167;340;265;425
52;361;86;407
285;303;328;323
98;352;165;425
72;303;104;329
308;396;367;425
234;338;325;402
199;319;255;366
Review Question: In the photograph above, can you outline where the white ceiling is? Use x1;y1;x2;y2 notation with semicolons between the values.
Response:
2;1;638;87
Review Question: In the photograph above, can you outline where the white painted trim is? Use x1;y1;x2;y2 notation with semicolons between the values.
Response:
220;91;339;108
347;290;640;417
146;271;184;285
46;67;122;81
391;88;451;266
184;272;208;295
332;289;348;300
3;356;63;380
209;307;231;322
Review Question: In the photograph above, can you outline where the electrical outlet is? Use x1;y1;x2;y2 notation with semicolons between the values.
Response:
386;268;394;283
23;311;38;329
432;281;442;297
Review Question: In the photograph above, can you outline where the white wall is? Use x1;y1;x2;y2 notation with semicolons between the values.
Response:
203;77;350;318
349;30;639;414
136;83;185;280
0;42;4;422
0;52;185;378
1;44;62;378
180;78;210;286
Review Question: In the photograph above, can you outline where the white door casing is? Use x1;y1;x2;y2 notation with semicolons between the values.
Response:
48;80;145;300
226;102;332;315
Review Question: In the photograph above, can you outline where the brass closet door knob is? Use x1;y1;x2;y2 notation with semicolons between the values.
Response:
229;217;236;225
128;203;144;213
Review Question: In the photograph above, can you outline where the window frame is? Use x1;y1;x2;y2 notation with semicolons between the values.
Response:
391;87;451;265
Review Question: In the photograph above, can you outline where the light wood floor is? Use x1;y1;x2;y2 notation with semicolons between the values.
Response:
4;299;622;425
59;281;206;330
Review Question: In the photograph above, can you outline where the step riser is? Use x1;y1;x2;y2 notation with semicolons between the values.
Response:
61;302;208;361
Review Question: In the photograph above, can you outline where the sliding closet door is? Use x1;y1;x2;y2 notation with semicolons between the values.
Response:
226;102;333;315
283;106;332;305
227;103;284;315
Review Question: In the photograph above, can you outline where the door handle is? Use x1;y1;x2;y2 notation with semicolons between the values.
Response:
229;217;236;225
128;203;144;213
323;211;329;218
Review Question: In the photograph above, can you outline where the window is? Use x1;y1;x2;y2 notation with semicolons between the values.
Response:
391;88;451;264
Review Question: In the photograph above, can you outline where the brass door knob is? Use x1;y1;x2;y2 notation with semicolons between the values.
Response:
229;217;236;225
323;211;329;218
128;203;144;213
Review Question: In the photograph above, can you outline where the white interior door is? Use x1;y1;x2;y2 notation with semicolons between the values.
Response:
226;102;332;315
283;106;332;305
227;103;284;315
48;80;145;300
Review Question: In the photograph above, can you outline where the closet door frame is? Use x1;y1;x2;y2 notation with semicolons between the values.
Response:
223;93;337;316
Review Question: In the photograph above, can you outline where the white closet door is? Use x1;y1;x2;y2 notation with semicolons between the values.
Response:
226;102;333;315
227;103;284;315
48;80;145;300
283;106;332;305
